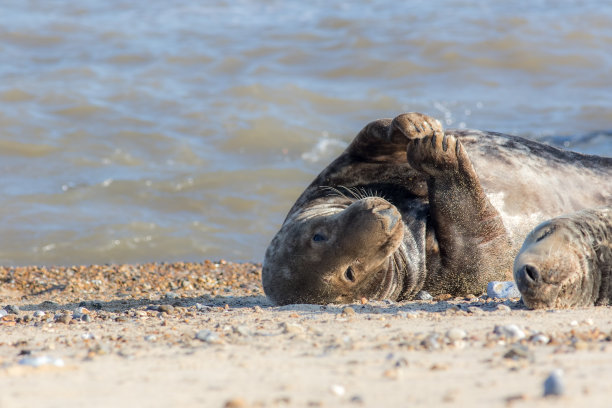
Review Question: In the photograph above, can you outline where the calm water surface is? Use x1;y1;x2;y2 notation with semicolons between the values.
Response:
1;0;611;265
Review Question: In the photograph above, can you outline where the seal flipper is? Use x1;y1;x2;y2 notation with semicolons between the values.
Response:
406;131;512;296
345;112;444;163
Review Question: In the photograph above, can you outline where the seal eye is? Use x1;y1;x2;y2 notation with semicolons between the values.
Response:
535;226;556;243
312;233;327;242
344;266;356;283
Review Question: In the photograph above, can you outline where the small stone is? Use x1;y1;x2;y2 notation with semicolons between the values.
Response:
349;395;364;405
543;369;564;397
115;316;128;322
196;329;222;344
487;281;521;299
434;293;452;301
415;290;433;300
383;368;401;379
573;340;588;350
446;328;467;341
421;333;441;350
503;344;534;361
394;357;409;368
252;305;262;313
342;307;356;316
430;363;448;371
34;311;45;318
195;303;212;312
494;324;525;341
1;314;15;322
0;309;7;318
223;397;247;408
5;305;20;314
281;322;304;335
496;304;511;312
530;334;550;345
79;301;102;310
466;306;484;315
88;344;110;356
165;292;179;300
81;314;92;322
19;355;64;367
54;314;71;324
158;305;174;314
233;325;251;336
144;335;157;342
504;394;527;404
330;384;345;396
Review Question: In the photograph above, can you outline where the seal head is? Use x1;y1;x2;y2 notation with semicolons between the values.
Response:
262;196;407;305
514;208;611;309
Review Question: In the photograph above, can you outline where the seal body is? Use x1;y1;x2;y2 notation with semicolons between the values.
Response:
262;113;612;305
514;207;612;309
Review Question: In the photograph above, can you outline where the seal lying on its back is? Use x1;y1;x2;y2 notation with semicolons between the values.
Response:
262;112;612;305
514;207;611;309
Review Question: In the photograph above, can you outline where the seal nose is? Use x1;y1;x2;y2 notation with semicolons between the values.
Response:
375;207;399;231
519;264;541;283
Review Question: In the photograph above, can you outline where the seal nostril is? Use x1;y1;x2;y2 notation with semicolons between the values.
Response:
523;264;540;282
344;266;356;283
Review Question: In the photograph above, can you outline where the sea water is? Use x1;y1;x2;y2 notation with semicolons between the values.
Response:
0;0;610;265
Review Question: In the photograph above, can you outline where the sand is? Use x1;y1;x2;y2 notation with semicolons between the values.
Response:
1;261;611;408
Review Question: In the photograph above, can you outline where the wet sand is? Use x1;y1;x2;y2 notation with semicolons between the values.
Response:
1;262;611;408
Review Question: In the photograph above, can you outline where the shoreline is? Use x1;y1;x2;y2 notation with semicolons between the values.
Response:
1;262;611;407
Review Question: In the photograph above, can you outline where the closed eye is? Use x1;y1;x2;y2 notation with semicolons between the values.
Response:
535;226;557;242
312;233;327;242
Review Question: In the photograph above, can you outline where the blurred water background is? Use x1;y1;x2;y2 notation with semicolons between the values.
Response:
0;0;611;266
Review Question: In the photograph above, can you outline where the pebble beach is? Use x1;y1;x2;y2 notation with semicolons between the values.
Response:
1;262;611;407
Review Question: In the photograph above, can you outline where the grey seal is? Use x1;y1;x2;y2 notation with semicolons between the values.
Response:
514;207;611;309
262;112;612;305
